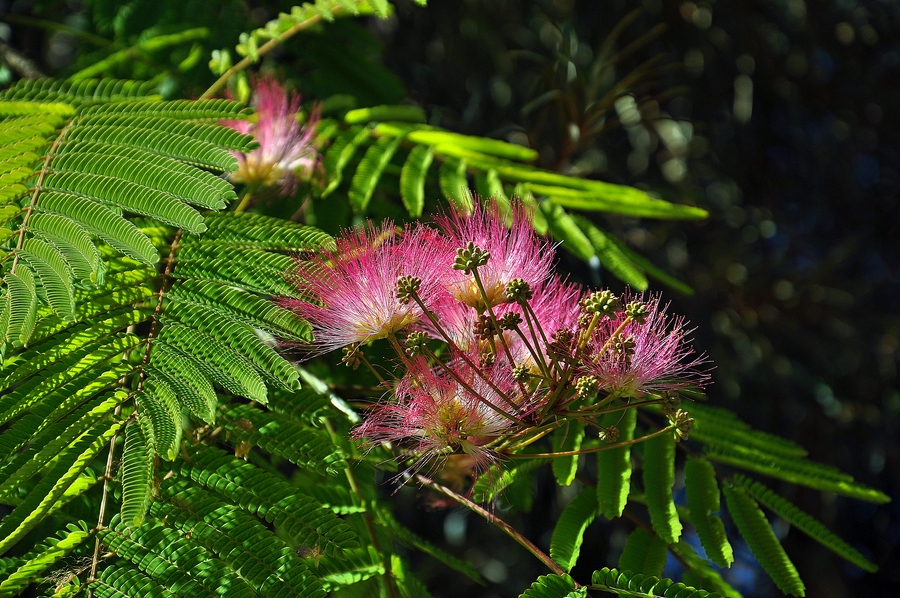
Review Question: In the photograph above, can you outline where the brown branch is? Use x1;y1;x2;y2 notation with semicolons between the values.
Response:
0;39;46;79
415;473;573;582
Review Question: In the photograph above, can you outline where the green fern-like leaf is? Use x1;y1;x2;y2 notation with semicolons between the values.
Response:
438;158;473;213
722;481;805;596
98;516;259;598
168;280;310;342
551;420;586;486
590;567;724;598
642;433;682;544
573;216;648;290
519;574;583;598
0;523;91;596
0;421;121;554
120;419;153;527
134;388;181;461
321;126;372;197
734;474;877;572
618;528;668;578
706;444;889;503
671;541;743;598
91;564;178;598
596;408;637;519
684;456;733;567
179;445;358;558
399;144;434;217
539;202;594;262
151;480;327;598
550;487;599;572
349;135;403;213
220;403;346;475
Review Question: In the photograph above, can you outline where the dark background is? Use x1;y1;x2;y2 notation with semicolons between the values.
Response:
2;0;897;596
372;2;899;596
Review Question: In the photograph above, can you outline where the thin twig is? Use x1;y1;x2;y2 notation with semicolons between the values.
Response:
415;473;573;581
0;39;46;79
200;5;345;100
11;121;72;275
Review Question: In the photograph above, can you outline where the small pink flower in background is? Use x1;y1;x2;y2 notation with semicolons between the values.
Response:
581;293;709;396
284;222;446;355
223;77;318;193
436;203;554;309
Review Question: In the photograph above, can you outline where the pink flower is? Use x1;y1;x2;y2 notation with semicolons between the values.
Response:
354;360;522;473
223;77;318;193
284;222;445;354
435;203;554;309
580;293;709;396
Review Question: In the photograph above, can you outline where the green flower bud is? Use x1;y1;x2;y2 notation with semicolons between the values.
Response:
475;314;497;339
396;275;422;304
599;425;620;443
498;311;523;331
625;300;649;324
405;331;428;357
512;365;531;382
504;278;533;302
580;290;621;317
341;345;362;370
574;375;599;397
453;242;490;274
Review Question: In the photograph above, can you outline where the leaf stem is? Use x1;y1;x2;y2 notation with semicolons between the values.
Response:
507;424;674;458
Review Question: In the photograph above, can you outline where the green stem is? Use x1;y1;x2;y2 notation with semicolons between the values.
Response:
508;425;674;458
233;188;255;214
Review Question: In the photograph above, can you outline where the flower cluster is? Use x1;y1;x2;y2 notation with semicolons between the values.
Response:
288;202;708;480
223;77;319;194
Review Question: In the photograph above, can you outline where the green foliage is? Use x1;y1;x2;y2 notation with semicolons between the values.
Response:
596;408;637;519
590;567;724;598
0;3;889;594
617;528;668;578
313;109;707;290
550;487;599;572
519;574;583;598
722;482;805;597
734;474;877;572
641;433;682;544
684;457;733;568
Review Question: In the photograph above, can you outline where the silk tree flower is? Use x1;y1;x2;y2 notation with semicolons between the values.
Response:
580;293;709;396
284;222;445;355
435;203;554;309
223;77;318;193
354;360;522;473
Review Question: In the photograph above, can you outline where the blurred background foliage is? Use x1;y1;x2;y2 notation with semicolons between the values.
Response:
1;0;897;596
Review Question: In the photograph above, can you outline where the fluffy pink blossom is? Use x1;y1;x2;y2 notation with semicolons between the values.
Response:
354;360;522;473
284;222;445;354
580;293;709;396
223;77;318;193
435;203;554;309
